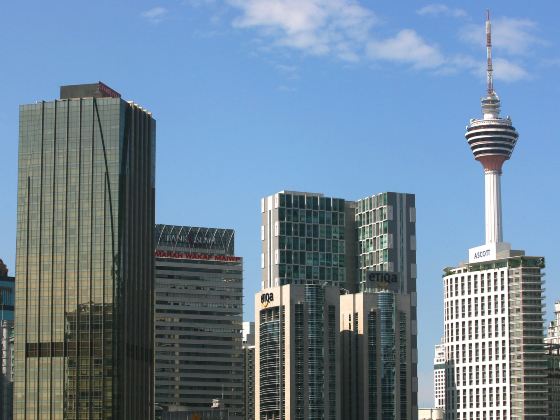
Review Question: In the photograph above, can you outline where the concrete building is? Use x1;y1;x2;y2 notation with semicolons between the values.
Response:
15;82;155;419
340;273;412;420
257;190;417;420
154;225;243;420
546;301;560;345
442;15;547;420
243;322;255;420
419;408;444;420
255;284;341;420
433;339;445;410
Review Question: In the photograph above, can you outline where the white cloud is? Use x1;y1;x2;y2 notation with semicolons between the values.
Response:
226;0;376;60
181;1;538;83
417;4;466;18
445;55;529;82
492;58;529;82
461;17;544;55
367;29;444;69
141;6;169;24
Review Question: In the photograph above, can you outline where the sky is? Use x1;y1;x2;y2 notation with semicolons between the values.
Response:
1;0;559;408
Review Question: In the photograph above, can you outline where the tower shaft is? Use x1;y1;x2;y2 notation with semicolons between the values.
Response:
484;169;502;243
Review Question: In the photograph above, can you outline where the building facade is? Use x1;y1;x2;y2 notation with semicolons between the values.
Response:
546;301;560;345
260;191;356;290
0;259;14;420
257;190;417;420
255;284;341;420
154;225;243;419
243;322;255;420
433;339;445;410
442;15;547;420
443;255;546;419
340;281;412;420
355;192;418;411
15;82;156;419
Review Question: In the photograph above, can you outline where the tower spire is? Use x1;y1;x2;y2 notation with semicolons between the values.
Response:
486;10;494;96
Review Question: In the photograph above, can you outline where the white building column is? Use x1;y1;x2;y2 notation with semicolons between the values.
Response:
484;169;502;243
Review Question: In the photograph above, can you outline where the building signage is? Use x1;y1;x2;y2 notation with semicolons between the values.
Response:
366;270;399;292
163;234;217;249
154;250;241;262
468;242;510;264
261;292;274;308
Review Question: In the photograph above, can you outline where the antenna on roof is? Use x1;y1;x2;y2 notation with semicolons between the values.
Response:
486;9;494;96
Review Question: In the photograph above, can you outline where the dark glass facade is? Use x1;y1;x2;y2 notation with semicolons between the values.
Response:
15;83;155;419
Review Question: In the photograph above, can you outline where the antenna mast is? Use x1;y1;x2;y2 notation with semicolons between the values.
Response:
486;10;494;95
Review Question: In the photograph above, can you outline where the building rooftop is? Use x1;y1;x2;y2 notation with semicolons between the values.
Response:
60;82;121;99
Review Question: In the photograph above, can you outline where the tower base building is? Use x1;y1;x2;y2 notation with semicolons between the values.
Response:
443;250;547;419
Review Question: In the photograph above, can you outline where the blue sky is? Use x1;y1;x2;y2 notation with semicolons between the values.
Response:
1;0;559;407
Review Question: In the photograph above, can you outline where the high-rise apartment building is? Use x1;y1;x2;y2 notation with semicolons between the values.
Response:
340;275;412;420
355;192;418;410
154;225;243;419
433;339;445;410
442;15;547;420
256;190;417;420
255;284;341;420
243;322;255;420
15;82;156;419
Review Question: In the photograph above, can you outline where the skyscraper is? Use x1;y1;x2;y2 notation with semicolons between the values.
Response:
256;190;417;420
243;322;255;420
433;339;445;410
0;259;15;420
15;82;156;419
153;225;243;419
442;15;547;419
340;278;412;419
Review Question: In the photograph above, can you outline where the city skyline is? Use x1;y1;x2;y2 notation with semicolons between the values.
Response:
0;1;559;408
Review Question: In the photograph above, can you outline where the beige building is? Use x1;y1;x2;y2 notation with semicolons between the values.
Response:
419;408;444;420
340;281;412;420
255;284;341;420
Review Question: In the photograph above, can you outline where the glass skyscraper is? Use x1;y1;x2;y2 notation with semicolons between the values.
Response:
15;82;156;419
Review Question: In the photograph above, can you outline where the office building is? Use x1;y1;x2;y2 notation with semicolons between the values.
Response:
340;272;412;420
0;259;14;322
15;82;156;419
257;190;417;420
419;408;444;420
243;322;255;420
355;192;418;411
154;225;243;420
433;339;445;410
442;15;547;420
546;301;560;345
1;260;15;420
1;321;14;420
545;303;560;418
255;284;341;420
260;191;356;290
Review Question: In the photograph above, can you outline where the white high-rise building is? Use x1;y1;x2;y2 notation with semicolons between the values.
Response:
546;302;560;345
433;339;445;409
442;12;547;420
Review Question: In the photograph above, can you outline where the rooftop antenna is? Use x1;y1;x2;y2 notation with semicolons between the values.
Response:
486;9;494;96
